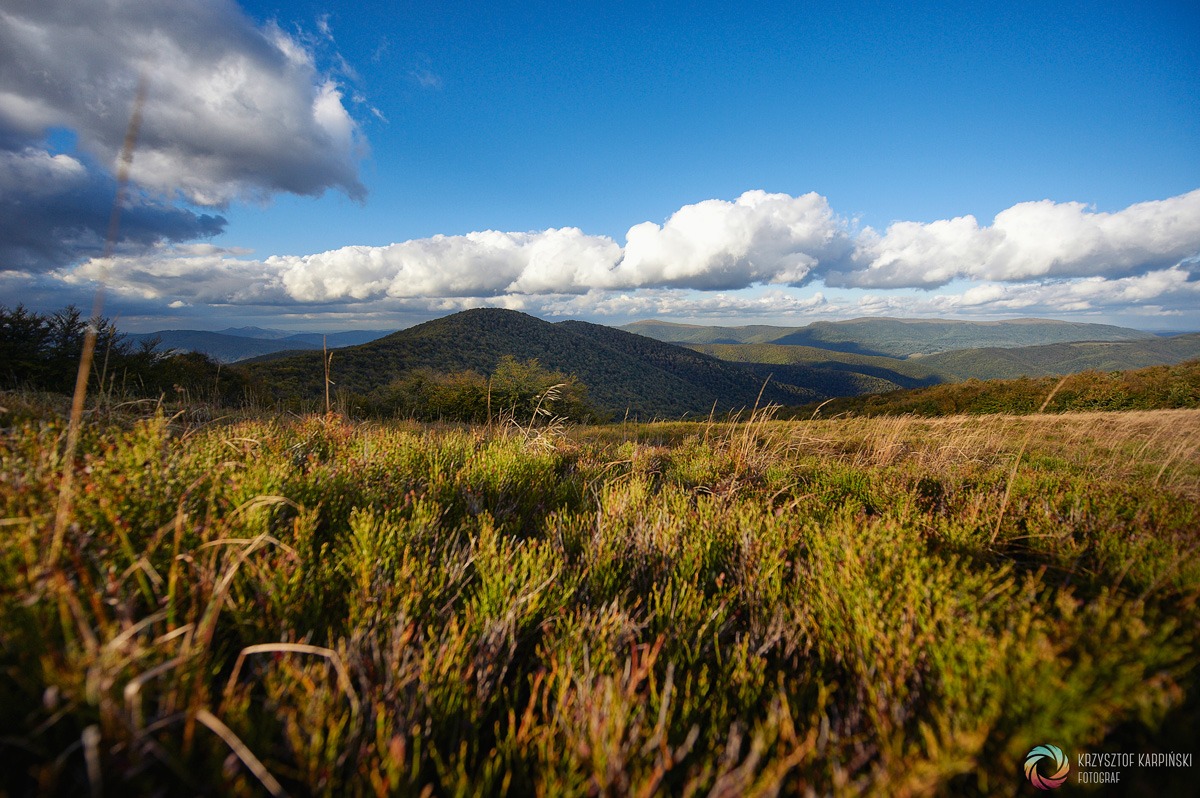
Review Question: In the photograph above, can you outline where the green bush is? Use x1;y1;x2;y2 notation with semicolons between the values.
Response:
371;356;597;423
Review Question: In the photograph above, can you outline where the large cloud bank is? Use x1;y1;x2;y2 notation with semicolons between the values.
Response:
0;0;365;270
840;191;1200;288
60;189;1200;315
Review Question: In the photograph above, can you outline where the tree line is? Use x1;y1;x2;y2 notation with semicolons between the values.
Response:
0;305;598;422
0;304;247;404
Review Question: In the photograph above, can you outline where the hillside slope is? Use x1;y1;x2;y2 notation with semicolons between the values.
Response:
795;358;1200;418
687;335;1200;389
686;342;945;390
919;333;1200;380
620;320;796;345
770;318;1155;357
551;320;819;411
245;309;823;417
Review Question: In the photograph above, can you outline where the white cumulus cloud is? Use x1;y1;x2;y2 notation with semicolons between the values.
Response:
275;228;623;302
613;191;854;289
937;266;1200;315
48;189;1200;329
840;190;1200;288
63;246;288;305
0;0;366;207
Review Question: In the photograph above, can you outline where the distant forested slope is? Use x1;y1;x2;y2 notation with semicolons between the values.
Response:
244;313;1194;418
619;320;798;345
130;328;393;363
686;342;944;390
793;359;1200;418
243;309;823;418
917;333;1200;380
623;317;1154;357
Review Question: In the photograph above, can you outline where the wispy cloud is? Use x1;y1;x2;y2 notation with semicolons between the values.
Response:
409;68;444;90
371;37;391;64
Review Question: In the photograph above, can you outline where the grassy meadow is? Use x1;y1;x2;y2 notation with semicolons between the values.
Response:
1;393;1198;795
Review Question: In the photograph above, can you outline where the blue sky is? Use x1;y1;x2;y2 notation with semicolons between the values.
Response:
2;0;1198;331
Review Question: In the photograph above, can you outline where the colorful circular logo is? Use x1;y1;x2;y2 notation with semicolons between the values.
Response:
1024;744;1070;790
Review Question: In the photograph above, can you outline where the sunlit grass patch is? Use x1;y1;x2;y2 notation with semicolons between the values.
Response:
1;397;1197;795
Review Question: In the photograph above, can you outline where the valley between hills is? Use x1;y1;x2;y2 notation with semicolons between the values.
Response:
230;309;1200;418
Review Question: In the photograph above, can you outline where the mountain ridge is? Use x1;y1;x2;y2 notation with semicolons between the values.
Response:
918;333;1200;380
242;309;825;417
240;311;1197;418
685;335;1200;385
622;317;1156;356
131;328;394;363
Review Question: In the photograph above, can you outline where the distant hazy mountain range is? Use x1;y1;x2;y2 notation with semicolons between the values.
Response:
236;310;1199;417
130;327;394;363
683;334;1200;384
912;334;1200;381
640;318;1200;388
621;317;1157;357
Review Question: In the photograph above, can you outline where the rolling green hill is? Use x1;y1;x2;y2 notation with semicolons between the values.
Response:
686;342;944;390
793;358;1200;418
741;362;907;397
244;313;1196;419
769;317;1155;357
679;332;1200;395
243;309;825;418
623;317;1155;357
919;333;1200;380
619;320;798;345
